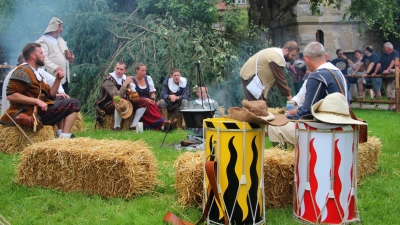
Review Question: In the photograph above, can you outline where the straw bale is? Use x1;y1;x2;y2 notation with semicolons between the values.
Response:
95;113;134;130
174;151;204;208
172;137;381;209
219;106;227;117
0;125;55;154
357;136;381;180
167;110;183;128
268;107;285;115
264;147;295;208
71;112;84;132
16;138;157;198
121;113;135;130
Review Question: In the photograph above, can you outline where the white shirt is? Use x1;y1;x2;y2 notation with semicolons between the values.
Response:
129;76;156;92
110;71;126;85
195;98;216;109
292;79;307;107
167;77;187;93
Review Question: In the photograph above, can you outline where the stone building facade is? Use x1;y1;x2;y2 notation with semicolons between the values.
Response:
269;0;383;59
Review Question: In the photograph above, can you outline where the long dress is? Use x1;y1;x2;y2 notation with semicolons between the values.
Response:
132;76;165;130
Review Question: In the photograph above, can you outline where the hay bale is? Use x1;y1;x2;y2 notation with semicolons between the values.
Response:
219;106;227;117
173;137;381;209
71;112;84;132
357;136;381;179
95;113;134;130
167;110;183;128
264;147;295;208
121;113;135;130
268;107;285;115
174;151;204;208
16;138;157;198
0;125;55;154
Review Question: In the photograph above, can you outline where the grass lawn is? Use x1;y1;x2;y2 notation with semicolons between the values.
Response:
0;108;399;225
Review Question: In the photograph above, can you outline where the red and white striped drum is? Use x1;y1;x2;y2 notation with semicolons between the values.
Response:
294;122;361;224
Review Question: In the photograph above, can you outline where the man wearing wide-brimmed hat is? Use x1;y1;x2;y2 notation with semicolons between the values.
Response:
240;41;299;106
36;17;74;94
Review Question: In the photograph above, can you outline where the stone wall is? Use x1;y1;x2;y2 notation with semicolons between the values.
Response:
269;0;383;58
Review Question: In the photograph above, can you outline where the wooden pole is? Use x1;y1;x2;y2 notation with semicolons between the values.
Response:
395;57;399;113
351;99;396;104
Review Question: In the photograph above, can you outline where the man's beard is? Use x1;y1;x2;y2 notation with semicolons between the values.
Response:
284;53;291;62
36;57;45;67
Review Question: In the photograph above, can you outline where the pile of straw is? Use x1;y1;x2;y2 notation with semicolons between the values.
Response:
174;151;204;208
263;147;295;208
16;138;157;198
0;125;55;154
173;136;382;209
357;136;381;180
268;107;285;115
95;113;134;130
121;113;135;130
167;111;183;128
71;112;84;132
219;106;227;117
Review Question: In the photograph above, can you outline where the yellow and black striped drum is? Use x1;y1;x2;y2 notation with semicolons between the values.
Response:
203;118;265;225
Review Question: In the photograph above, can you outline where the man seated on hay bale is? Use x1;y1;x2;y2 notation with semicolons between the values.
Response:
0;43;80;138
2;54;71;137
2;54;69;117
267;42;349;147
95;60;134;131
95;61;176;131
158;68;190;129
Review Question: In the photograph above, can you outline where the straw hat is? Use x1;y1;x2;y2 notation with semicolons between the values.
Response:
311;93;366;125
113;98;133;119
228;100;289;126
44;17;63;34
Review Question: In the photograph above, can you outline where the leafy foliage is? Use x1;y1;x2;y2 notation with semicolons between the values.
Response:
344;0;400;39
0;0;295;116
63;1;278;115
309;0;343;16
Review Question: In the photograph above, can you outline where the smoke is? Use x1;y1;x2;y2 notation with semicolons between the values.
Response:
0;0;69;65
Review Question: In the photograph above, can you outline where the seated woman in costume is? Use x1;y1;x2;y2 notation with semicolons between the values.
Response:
128;63;176;131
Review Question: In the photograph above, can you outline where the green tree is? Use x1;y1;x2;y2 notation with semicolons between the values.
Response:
344;0;400;39
247;0;400;40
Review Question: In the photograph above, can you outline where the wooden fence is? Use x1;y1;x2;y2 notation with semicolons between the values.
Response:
344;57;399;113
